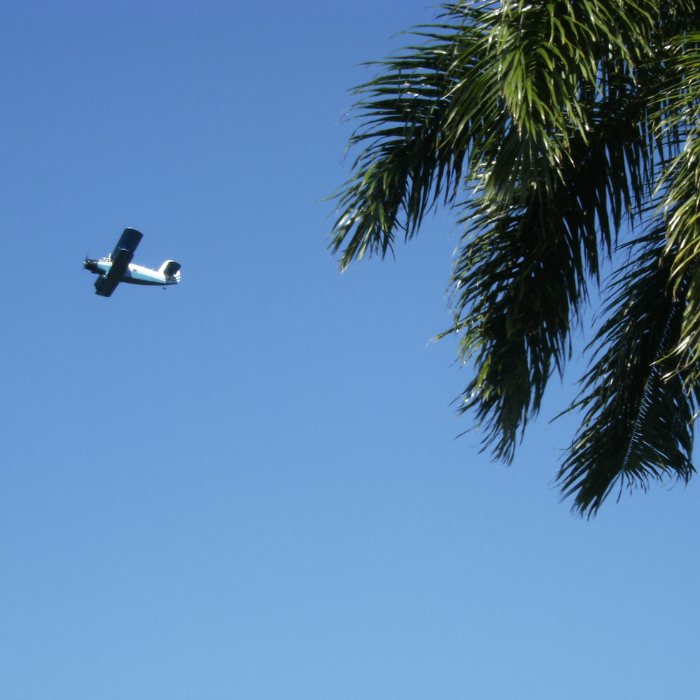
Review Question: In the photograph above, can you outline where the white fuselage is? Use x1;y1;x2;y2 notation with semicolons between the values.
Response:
94;258;180;286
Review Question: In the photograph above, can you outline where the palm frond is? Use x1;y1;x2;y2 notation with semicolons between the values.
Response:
558;227;696;516
330;0;700;513
441;75;664;461
330;14;479;269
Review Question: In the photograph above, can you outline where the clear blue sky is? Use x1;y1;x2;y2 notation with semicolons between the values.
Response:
0;2;698;698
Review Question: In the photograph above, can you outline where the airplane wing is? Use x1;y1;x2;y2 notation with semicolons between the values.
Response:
94;274;120;297
94;228;143;297
107;247;134;279
110;228;143;260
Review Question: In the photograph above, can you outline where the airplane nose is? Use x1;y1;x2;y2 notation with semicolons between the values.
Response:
84;259;99;274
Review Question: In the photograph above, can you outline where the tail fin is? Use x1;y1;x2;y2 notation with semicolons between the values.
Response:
159;260;181;279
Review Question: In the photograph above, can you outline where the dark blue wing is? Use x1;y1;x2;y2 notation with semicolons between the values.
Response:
95;275;120;297
94;228;143;297
110;228;143;261
106;248;134;279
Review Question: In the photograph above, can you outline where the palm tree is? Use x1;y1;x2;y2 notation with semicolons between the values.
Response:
330;0;700;515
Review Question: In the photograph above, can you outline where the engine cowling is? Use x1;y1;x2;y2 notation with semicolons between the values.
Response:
84;259;100;274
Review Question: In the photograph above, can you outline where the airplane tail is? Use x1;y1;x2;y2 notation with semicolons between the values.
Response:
159;260;181;280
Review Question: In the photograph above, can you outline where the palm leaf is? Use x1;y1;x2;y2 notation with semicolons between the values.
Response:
558;228;696;516
330;0;700;513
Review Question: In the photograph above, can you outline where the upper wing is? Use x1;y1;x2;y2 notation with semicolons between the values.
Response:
107;247;134;279
110;228;143;261
94;275;120;297
92;228;143;297
96;247;134;296
97;228;143;296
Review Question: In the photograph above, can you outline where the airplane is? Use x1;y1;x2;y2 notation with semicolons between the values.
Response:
83;228;181;297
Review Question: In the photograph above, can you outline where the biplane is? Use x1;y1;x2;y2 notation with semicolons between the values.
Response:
84;228;181;297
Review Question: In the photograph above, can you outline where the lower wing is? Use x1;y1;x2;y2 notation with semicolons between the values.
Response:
95;275;120;297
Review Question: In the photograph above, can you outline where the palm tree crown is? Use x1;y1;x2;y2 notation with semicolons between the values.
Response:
330;0;700;515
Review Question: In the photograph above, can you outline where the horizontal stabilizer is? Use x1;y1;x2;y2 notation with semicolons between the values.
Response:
159;260;181;278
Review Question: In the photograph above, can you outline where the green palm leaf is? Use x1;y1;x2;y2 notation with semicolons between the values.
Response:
330;0;700;514
559;228;696;515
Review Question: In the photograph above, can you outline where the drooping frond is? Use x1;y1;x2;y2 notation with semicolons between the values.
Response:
331;0;700;513
558;226;696;516
655;38;700;382
330;7;484;269
442;79;666;461
331;0;662;270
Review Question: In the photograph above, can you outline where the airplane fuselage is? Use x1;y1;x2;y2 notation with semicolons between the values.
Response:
85;257;180;286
